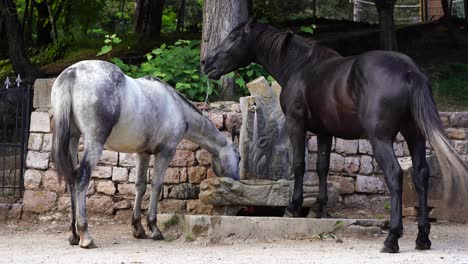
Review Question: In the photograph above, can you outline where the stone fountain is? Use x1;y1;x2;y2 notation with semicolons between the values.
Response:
199;77;339;215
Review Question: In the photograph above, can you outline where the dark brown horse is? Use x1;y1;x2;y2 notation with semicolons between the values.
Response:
202;21;468;253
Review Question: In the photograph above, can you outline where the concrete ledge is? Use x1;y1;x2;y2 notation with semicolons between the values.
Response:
160;214;388;242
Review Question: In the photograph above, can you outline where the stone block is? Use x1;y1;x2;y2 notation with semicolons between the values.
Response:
450;112;468;127
167;183;200;200
99;150;118;166
329;153;344;172
158;199;186;214
91;166;112;179
195;149;211;166
87;195;113;215
446;128;466;140
33;78;55;109
329;176;354;194
188;166;207;184
225;112;242;132
208;112;224;129
119;153;137;167
114;200;130;210
170;150;195;167
87;180;95;196
26;151;50;170
393;142;404;157
41;134;52;151
335;139;358;155
308;136;318;152
164;167;181;184
24;169;42;190
306;153;317;171
23;190;57;213
187;199;213;215
28;133;43;151
112;167;128;182
355;175;386;194
30;112;51;132
97;181;116;195
43;170;66;193
359;155;373;175
177;139;199;151
344;156;360;174
57;196;71;212
117;183;135;196
343;194;371;208
358;140;373;155
453;140;468;155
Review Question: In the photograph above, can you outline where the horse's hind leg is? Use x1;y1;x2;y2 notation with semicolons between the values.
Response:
316;135;333;218
132;153;150;239
401;123;431;250
147;146;177;240
76;138;105;248
67;135;80;245
370;137;404;253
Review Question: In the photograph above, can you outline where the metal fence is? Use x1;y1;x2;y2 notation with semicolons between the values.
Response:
0;75;31;201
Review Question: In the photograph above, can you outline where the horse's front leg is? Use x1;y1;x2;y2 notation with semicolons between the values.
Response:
132;154;150;239
284;115;306;217
147;147;177;240
316;135;332;218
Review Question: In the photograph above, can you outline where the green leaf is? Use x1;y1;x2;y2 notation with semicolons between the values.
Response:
300;26;314;34
146;54;154;61
246;70;254;77
104;39;112;44
97;45;112;56
113;37;122;44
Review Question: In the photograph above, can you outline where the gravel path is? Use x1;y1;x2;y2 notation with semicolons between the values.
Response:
1;220;467;264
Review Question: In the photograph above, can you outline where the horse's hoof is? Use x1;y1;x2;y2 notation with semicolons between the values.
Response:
148;230;164;240
380;244;399;253
284;205;301;218
68;234;80;245
132;225;147;239
415;240;431;251
79;238;96;249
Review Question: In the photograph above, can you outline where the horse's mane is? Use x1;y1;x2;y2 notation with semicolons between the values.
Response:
253;23;339;67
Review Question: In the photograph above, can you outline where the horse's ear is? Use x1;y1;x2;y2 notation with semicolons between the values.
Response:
244;17;254;33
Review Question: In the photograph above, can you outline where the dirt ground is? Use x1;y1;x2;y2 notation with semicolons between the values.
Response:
0;220;467;264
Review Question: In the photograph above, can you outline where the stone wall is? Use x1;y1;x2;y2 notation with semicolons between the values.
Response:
19;78;468;221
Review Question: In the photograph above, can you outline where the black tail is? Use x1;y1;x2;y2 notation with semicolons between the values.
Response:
51;70;77;184
409;72;468;203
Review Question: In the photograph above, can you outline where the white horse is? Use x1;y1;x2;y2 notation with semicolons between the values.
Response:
51;60;240;248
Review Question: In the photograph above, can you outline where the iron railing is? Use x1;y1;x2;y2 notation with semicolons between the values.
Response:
0;75;31;201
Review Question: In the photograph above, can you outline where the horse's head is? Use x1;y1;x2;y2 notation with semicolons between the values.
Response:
211;142;240;180
201;19;255;80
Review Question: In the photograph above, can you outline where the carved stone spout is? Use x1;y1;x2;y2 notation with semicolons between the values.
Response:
239;77;293;181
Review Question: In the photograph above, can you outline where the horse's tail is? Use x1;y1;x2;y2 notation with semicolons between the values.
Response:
409;71;468;203
51;68;77;184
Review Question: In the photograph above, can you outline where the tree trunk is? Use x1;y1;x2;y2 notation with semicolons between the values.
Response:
464;0;468;34
135;0;166;40
201;0;249;100
176;0;186;32
441;0;458;47
0;0;39;81
34;0;53;45
353;0;362;22
374;0;398;51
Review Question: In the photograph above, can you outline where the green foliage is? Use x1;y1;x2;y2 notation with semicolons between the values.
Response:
30;40;70;65
111;39;273;101
162;8;177;33
383;202;391;212
112;40;216;101
431;63;468;108
0;60;14;81
97;34;122;56
300;24;317;35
